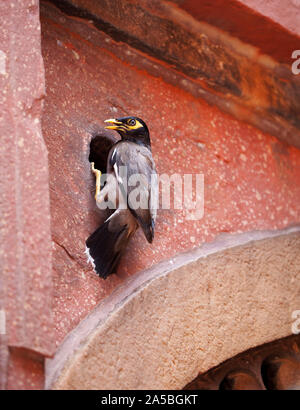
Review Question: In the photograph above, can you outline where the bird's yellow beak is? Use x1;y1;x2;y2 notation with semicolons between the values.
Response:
104;118;123;130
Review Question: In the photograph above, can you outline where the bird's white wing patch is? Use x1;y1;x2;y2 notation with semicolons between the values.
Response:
85;246;96;271
113;162;123;184
110;148;117;164
150;172;158;222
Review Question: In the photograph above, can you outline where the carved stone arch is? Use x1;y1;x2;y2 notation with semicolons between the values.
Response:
46;228;300;390
186;335;300;390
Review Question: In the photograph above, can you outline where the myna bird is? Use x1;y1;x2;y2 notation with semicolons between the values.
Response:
85;116;158;279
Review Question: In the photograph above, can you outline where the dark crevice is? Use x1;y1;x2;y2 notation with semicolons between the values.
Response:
53;238;76;261
53;238;86;269
89;133;116;174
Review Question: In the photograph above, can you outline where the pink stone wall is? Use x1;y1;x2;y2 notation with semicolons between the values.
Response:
0;0;54;389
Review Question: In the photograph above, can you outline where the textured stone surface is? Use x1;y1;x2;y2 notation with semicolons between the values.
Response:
40;2;300;347
0;0;54;389
0;0;53;356
2;0;300;392
49;0;300;149
46;229;300;390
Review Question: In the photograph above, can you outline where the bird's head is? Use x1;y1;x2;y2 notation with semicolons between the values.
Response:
104;116;150;146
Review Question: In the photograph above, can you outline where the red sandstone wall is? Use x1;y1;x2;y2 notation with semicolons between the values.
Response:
40;2;300;348
0;0;53;390
1;0;300;389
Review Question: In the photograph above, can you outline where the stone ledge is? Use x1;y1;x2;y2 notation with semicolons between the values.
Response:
46;226;300;389
47;0;300;149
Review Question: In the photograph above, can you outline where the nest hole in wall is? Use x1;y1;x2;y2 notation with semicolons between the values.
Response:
88;133;117;174
87;132;119;222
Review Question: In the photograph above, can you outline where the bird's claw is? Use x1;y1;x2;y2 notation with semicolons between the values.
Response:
91;162;97;174
91;162;101;200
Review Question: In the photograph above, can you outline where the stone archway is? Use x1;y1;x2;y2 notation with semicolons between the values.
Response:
46;227;300;389
186;335;300;390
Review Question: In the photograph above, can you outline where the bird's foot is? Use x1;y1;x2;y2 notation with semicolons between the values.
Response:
91;162;101;200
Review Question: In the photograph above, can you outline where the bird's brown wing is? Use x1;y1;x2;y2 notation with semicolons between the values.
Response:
108;141;157;243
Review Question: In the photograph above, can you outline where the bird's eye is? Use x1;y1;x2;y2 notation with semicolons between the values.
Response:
127;119;136;126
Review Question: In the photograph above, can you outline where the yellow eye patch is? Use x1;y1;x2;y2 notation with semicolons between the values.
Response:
126;120;143;130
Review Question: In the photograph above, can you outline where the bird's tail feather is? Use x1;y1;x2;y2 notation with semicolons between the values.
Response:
85;219;130;279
